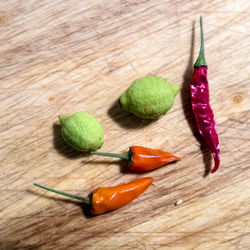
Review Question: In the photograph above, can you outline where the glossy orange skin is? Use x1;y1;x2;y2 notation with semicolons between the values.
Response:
129;146;181;171
91;177;153;215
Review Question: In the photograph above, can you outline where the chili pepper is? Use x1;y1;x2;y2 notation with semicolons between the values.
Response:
190;17;220;174
34;177;153;215
91;146;180;172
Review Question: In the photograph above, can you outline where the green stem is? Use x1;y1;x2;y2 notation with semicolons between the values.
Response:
58;115;67;123
194;16;207;67
34;183;90;205
91;151;129;160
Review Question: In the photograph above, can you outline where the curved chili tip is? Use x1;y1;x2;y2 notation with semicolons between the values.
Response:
211;154;220;174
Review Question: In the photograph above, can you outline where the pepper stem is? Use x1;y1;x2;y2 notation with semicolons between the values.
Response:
33;183;91;205
91;151;129;160
194;16;207;67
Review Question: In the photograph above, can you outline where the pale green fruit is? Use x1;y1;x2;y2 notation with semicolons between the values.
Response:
59;112;104;152
120;76;180;119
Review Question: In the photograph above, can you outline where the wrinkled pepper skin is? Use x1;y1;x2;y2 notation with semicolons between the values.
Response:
190;67;220;173
91;177;153;214
128;146;181;171
190;17;220;174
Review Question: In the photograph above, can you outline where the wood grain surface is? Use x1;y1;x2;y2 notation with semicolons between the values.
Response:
0;0;249;249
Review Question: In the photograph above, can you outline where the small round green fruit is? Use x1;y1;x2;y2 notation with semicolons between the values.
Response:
59;112;104;152
119;76;180;119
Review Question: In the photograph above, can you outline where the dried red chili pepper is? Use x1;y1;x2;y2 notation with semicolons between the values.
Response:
34;177;153;215
190;17;220;173
91;146;180;172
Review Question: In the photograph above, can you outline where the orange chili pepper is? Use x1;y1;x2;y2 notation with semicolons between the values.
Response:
33;177;153;215
91;146;180;172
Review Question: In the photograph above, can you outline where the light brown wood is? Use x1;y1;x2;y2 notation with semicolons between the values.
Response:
0;0;249;249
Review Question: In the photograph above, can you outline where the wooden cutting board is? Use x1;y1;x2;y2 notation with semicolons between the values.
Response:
0;0;249;249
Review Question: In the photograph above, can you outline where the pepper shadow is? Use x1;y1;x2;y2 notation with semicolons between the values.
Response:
53;123;89;159
118;159;149;175
88;158;179;174
181;21;212;177
28;189;95;219
85;158;139;175
107;99;155;129
0;241;43;250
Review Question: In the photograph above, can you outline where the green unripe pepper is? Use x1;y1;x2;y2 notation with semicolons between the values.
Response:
59;112;104;152
119;76;180;119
